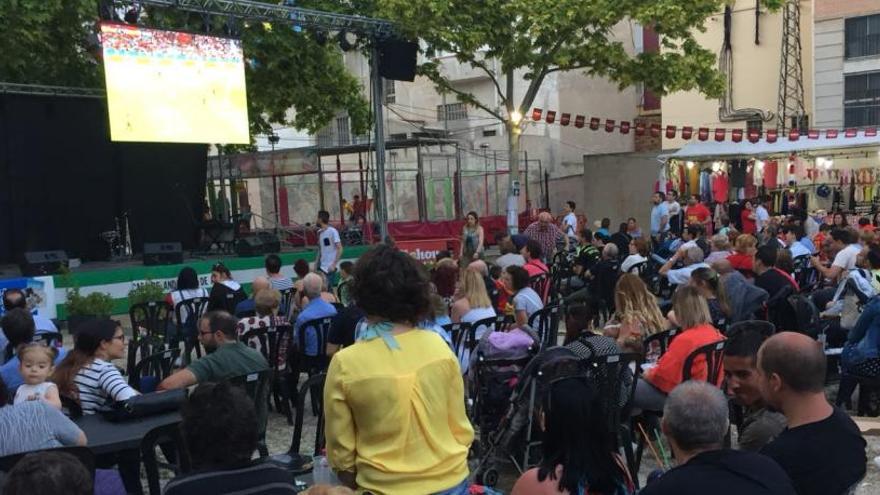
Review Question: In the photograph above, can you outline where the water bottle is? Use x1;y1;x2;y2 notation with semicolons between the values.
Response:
312;455;332;485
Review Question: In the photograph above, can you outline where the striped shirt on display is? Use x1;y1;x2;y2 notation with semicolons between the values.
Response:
74;358;138;414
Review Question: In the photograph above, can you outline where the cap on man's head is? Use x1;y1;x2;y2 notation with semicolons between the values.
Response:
511;234;529;251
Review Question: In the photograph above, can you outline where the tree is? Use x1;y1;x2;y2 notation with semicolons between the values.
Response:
0;1;371;143
371;0;784;232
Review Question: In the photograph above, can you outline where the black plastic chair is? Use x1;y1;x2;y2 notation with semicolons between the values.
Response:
528;302;563;348
141;422;190;495
228;370;272;458
294;317;333;416
642;327;680;358
442;322;472;358
682;340;726;383
530;273;550;304
60;394;83;419
279;288;296;319
0;445;95;479
129;347;180;392
127;334;168;384
269;372;327;474
173;297;210;364
129;301;173;342
32;331;63;348
242;323;295;425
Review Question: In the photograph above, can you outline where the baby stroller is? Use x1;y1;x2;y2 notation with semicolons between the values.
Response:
471;339;636;486
467;325;540;486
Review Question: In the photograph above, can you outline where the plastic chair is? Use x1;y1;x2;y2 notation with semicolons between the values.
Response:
228;370;272;458
682;340;726;384
173;297;210;364
442;322;472;358
529;273;550;304
129;301;173;342
642;328;680;358
126;334;168;384
269;372;327;474
294;317;333;416
528;302;563;348
129;347;180;392
32;331;63;348
279;288;296;320
141;422;190;495
242;323;294;425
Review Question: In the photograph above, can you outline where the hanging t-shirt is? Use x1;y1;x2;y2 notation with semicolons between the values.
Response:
712;172;729;203
688;166;700;196
763;161;779;189
730;161;747;188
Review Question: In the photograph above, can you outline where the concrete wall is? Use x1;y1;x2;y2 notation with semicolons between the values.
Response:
582;152;662;231
816;0;880;20
663;0;814;149
814;18;845;129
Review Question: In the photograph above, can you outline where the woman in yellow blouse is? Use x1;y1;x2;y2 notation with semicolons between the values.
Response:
324;244;474;495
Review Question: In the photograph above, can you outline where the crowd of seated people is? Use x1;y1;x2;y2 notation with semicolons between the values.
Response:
1;195;878;495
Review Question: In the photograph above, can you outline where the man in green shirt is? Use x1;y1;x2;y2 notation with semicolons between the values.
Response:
158;311;269;390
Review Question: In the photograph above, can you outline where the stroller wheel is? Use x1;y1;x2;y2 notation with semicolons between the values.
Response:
478;468;499;487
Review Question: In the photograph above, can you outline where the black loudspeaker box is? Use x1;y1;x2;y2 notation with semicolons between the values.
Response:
235;233;281;257
378;39;418;82
20;250;69;276
143;242;183;266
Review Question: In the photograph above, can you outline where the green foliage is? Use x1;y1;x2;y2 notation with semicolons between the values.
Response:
66;286;115;317
0;0;102;87
0;1;370;143
127;281;166;306
371;0;785;121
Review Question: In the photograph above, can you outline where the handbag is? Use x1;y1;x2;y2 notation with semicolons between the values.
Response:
102;389;187;422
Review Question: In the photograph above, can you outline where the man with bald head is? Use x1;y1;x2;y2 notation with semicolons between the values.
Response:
233;276;271;317
294;272;337;357
523;211;568;262
757;332;866;495
0;288;58;364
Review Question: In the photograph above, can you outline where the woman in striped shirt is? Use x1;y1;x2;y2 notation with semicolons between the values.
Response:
53;319;138;415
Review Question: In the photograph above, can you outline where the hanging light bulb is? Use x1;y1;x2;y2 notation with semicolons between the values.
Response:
711;161;721;172
686;161;695;169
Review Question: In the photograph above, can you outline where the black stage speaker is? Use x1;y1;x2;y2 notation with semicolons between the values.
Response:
143;242;183;266
378;39;418;82
235;233;280;257
20;251;69;276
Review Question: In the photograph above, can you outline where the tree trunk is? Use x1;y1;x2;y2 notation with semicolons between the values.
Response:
507;121;521;234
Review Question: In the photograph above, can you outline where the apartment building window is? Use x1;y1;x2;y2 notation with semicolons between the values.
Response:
746;119;763;132
846;14;880;59
844;72;880;127
437;102;468;121
336;115;351;146
384;79;396;104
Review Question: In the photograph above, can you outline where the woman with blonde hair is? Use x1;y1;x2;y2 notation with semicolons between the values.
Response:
451;269;497;372
727;233;757;278
603;274;667;354
631;285;725;411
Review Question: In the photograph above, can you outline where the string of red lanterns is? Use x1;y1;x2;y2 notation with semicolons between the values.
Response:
529;108;878;144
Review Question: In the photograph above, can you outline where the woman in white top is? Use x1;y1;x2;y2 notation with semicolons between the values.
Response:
620;238;649;274
53;319;138;415
504;266;544;327
165;267;210;308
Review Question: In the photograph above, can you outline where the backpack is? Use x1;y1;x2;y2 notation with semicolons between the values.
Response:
787;293;821;338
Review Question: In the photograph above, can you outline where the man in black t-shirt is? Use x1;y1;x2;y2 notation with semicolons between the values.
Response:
753;245;799;330
641;381;795;495
326;304;366;356
757;332;867;495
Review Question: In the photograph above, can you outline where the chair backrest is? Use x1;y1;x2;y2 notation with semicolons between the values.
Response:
290;373;327;457
221;289;248;314
528;302;563;348
129;347;181;391
127;334;168;381
60;394;83;419
228;369;271;435
682;340;726;384
0;446;95;479
129;301;173;342
628;261;648;276
792;254;816;291
442;322;472;357
173;297;210;342
530;273;550;303
279;288;296;318
141;421;191;495
297;317;334;360
586;352;642;434
642;327;680;357
32;331;63;348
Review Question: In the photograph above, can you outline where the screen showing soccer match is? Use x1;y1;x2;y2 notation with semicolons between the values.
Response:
100;23;250;144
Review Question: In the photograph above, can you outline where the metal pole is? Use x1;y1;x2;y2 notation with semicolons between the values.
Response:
336;155;344;225
371;44;389;241
416;142;426;221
